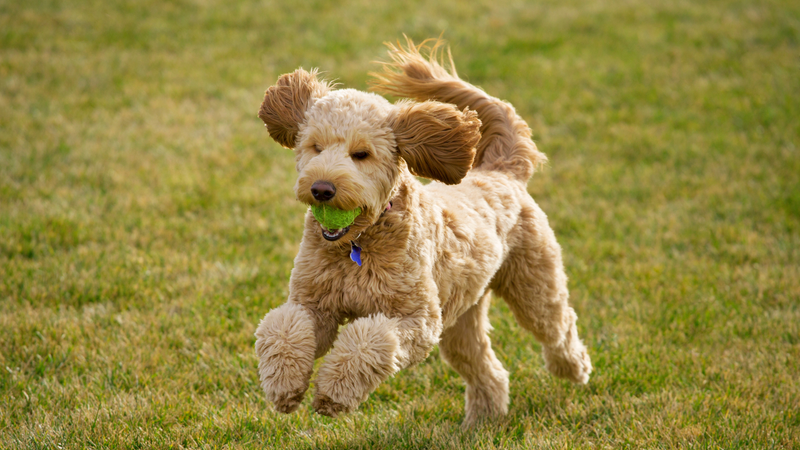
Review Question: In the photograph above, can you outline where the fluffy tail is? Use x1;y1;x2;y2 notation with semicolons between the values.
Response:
370;37;546;182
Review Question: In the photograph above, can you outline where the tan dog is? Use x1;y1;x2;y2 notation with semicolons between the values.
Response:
254;38;592;427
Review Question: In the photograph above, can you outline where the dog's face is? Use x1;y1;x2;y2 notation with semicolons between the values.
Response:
259;69;480;243
293;89;400;241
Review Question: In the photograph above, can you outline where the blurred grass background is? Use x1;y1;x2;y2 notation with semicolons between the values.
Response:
1;0;798;448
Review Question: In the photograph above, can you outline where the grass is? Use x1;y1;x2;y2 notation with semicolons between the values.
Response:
1;0;798;448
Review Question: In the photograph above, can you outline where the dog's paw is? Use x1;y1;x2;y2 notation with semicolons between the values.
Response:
312;394;350;418
572;348;593;384
544;344;592;384
272;386;307;414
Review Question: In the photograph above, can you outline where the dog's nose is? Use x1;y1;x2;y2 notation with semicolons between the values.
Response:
311;181;336;201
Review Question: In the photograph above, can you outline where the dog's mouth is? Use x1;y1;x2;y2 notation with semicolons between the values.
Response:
320;225;350;242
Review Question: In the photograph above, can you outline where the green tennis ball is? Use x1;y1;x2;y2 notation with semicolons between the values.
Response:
311;204;362;230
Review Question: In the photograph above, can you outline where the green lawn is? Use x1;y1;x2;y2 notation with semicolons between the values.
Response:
1;0;798;448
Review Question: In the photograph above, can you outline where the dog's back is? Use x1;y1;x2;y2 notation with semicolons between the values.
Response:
371;37;547;183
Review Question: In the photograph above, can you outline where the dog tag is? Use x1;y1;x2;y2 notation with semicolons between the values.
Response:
350;242;362;266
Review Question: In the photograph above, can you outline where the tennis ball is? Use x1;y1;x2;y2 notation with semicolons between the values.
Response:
311;204;362;230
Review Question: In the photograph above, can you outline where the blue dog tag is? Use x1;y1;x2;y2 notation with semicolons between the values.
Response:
350;242;362;266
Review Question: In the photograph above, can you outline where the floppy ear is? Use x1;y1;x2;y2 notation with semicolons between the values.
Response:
258;68;331;148
388;100;480;185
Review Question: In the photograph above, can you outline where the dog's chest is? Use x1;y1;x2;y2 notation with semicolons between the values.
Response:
294;245;418;319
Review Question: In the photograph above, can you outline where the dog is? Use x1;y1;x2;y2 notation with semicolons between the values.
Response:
254;38;591;427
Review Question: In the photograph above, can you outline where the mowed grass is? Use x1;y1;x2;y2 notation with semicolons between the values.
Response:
1;0;798;448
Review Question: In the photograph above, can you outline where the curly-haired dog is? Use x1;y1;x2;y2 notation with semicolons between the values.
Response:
254;38;592;426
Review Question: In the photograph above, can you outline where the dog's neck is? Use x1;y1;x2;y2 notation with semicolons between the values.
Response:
357;171;414;240
344;170;417;252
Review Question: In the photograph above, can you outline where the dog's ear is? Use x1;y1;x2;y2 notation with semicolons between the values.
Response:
389;101;481;184
388;100;480;185
258;68;331;148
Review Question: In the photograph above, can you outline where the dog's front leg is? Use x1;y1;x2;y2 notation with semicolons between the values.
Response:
311;312;438;417
254;302;338;413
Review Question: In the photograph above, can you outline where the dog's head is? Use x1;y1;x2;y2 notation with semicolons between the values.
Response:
259;68;480;243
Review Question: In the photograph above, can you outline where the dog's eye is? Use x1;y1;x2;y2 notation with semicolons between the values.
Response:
314;144;323;153
352;151;369;160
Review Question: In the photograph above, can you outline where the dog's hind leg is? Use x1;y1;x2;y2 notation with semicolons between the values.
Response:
490;203;592;384
440;291;510;428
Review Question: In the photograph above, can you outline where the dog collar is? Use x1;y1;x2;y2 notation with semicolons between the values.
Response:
349;202;392;266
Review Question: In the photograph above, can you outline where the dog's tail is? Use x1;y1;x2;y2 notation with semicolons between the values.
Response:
370;37;546;182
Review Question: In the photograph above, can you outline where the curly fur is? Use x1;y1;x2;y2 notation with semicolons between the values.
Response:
259;68;332;148
254;38;591;427
389;100;480;184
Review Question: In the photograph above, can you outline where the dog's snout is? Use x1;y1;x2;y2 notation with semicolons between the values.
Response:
311;181;336;202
